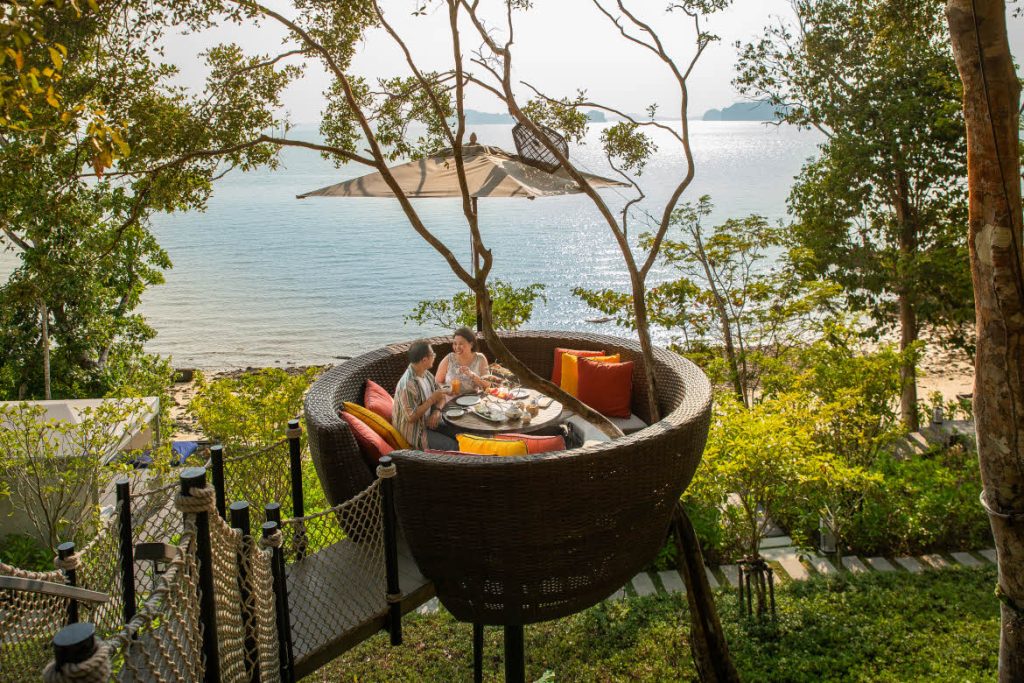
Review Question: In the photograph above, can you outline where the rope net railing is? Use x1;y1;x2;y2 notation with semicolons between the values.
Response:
0;562;69;683
6;426;397;682
40;483;283;683
220;437;294;526
279;479;387;664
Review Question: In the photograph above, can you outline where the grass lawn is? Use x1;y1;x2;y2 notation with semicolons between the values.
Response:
315;565;999;682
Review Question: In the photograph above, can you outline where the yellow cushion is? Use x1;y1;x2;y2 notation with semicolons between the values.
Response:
456;434;529;456
343;402;411;450
560;354;620;397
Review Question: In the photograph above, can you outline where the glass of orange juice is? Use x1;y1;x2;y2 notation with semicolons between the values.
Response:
451;377;461;394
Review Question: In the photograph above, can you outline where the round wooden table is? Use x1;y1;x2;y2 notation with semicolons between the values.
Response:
442;388;563;435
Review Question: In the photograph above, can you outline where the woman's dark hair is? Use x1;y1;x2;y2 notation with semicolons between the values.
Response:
454;326;476;349
408;341;434;364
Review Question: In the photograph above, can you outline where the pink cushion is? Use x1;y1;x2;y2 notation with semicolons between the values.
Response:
577;358;634;418
339;411;393;465
494;433;567;454
364;379;394;421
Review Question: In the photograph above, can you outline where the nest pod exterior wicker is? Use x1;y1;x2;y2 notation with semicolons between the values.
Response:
512;123;569;173
304;331;712;626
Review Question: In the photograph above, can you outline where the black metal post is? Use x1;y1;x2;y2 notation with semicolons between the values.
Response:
231;501;259;683
211;444;226;519
264;502;281;526
181;466;220;683
767;566;777;619
503;624;525;683
52;622;97;670
473;622;484;683
378;455;402;646
115;477;137;624
286;420;306;560
57;541;78;625
263;520;294;683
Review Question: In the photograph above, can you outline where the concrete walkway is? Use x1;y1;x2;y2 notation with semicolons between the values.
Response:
415;545;998;614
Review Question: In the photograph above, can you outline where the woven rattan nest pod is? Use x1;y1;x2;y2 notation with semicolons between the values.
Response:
304;331;712;626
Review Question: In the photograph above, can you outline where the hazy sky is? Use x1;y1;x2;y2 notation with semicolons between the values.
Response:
166;1;1024;124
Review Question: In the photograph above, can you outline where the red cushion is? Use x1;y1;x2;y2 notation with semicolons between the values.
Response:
552;348;606;386
577;358;634;418
494;433;567;454
364;379;394;421
339;411;393;465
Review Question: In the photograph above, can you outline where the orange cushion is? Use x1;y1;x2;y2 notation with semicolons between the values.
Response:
456;434;529;456
364;379;394;421
577;358;634;418
342;402;411;449
552;348;606;386
339;411;394;466
494;433;566;454
560;353;620;397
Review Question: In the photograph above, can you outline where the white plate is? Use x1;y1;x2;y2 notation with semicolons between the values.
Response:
444;407;466;419
455;395;481;407
473;405;505;422
507;388;529;400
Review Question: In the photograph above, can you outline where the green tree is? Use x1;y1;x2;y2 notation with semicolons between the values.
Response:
0;400;145;549
0;0;298;400
576;196;837;405
735;0;971;430
406;280;546;331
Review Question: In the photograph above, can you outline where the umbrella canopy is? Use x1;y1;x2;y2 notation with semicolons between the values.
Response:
296;143;628;200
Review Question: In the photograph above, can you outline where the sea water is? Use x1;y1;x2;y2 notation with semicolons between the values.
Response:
5;122;824;368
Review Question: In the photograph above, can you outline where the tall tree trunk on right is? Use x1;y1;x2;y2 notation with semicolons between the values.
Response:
946;1;1024;679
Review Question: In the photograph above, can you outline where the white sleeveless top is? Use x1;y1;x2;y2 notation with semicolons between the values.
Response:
442;352;488;387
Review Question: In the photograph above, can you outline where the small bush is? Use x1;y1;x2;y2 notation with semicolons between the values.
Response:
190;367;320;451
0;534;52;571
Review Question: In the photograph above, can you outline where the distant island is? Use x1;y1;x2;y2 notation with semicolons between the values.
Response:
463;109;607;124
703;101;786;122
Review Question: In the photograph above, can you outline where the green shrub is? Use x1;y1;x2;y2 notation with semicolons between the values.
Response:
0;533;52;571
190;367;320;450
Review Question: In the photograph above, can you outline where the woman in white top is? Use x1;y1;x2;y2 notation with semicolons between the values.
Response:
435;327;490;392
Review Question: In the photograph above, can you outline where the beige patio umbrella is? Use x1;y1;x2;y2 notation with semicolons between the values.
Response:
297;134;628;328
296;138;627;201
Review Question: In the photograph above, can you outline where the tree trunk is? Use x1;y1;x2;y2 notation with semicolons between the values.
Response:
946;2;1024;679
672;503;740;683
475;287;624;439
40;300;51;400
630;276;663;423
894;168;920;430
897;291;919;430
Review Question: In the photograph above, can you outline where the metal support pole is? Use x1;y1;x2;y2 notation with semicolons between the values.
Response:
57;542;78;625
378;456;402;646
116;477;136;624
286;420;306;560
263;520;294;683
503;624;525;683
181;466;220;683
211;444;227;519
231;501;259;683
52;622;97;671
473;622;484;683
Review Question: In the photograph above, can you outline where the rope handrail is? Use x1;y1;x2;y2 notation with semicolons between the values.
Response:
280;479;380;526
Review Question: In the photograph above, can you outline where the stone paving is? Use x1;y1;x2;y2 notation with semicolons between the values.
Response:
414;546;998;615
